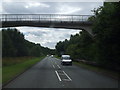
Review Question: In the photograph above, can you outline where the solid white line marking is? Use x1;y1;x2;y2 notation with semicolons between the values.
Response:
53;65;55;68
63;71;72;81
55;71;62;81
57;65;61;69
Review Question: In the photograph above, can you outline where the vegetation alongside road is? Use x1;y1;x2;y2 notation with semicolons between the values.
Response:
73;62;119;80
3;57;44;84
2;28;55;57
54;56;118;80
54;55;61;59
1;2;120;85
55;2;120;71
2;28;54;84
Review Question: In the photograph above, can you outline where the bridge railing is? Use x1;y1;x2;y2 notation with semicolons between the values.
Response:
0;14;92;22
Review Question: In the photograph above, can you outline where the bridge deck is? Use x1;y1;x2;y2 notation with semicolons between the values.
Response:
0;14;94;36
0;14;92;22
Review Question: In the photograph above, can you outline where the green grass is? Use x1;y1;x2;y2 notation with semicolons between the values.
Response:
2;56;45;84
3;57;35;66
0;67;2;84
73;62;119;79
54;55;61;59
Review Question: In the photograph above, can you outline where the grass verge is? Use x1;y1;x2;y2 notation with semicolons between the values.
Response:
2;56;45;84
51;56;119;80
54;55;61;59
73;62;119;80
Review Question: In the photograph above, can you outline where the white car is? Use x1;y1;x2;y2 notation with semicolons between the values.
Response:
51;55;54;57
47;55;49;57
61;55;72;65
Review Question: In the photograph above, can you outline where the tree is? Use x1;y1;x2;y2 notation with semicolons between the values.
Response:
92;2;120;69
55;2;120;70
2;28;55;57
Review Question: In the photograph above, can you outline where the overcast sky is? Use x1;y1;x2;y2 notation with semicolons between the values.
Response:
1;1;103;49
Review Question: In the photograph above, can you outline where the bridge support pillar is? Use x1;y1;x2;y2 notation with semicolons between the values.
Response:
80;26;94;37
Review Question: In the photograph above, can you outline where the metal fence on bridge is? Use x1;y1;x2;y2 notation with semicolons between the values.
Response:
0;14;92;22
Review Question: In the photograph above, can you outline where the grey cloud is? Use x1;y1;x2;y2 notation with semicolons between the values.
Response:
2;2;103;14
64;33;71;38
56;2;103;15
58;33;71;40
26;31;48;37
43;42;57;49
3;2;32;14
2;2;58;14
17;27;80;49
1;2;103;49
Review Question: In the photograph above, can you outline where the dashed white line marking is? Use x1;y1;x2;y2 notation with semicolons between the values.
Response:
57;65;61;69
63;71;72;81
62;79;71;81
55;71;62;81
53;65;55;68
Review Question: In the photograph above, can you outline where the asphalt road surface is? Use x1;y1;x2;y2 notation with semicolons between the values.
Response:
4;56;118;88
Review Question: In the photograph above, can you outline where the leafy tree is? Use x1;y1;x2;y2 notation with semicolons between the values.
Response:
2;28;55;57
55;2;120;70
92;2;120;68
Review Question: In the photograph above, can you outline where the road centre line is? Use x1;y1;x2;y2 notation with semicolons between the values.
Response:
53;65;55;68
57;65;61;69
55;71;62;81
63;71;72;81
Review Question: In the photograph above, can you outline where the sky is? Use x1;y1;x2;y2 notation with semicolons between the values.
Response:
1;1;103;49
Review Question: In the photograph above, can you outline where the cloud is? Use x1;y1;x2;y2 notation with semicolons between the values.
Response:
2;2;103;14
55;2;103;15
0;3;2;14
25;2;50;9
16;27;80;49
1;2;103;49
56;4;82;14
2;2;52;14
2;0;105;2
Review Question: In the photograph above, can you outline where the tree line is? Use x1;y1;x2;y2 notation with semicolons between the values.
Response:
55;2;120;70
2;28;55;57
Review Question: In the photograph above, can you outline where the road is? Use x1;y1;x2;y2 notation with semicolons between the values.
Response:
4;56;118;88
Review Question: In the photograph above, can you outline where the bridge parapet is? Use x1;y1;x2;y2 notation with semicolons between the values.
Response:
0;14;94;36
0;14;92;22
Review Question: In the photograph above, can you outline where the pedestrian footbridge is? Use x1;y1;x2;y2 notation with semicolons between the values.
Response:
0;14;94;36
